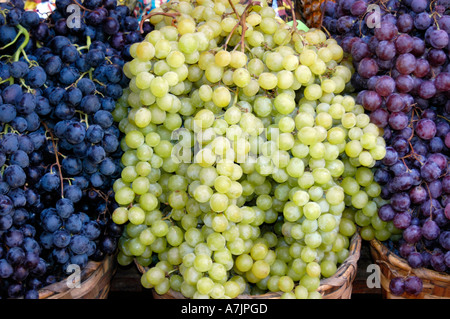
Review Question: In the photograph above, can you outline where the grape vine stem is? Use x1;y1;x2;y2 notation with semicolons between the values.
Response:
12;25;30;62
284;0;298;32
228;0;240;20
89;188;112;219
40;121;65;199
71;0;93;12
224;0;254;51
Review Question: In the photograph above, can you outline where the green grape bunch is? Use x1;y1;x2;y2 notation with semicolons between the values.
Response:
109;0;392;299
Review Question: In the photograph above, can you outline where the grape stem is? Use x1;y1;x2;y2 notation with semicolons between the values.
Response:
239;9;247;53
3;124;18;135
139;11;181;34
19;78;34;93
89;188;112;219
40;120;65;199
0;77;13;85
437;114;449;123
423;182;436;220
284;0;298;32
20;48;38;67
224;0;254;51
71;0;93;12
227;0;240;20
12;25;30;62
0;26;25;51
75;110;90;129
223;20;240;50
76;36;92;52
66;70;90;90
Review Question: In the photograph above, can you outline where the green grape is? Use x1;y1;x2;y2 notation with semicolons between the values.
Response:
125;130;145;149
232;68;251;88
115;0;365;300
136;41;156;61
112;207;128;225
229;51;248;69
258;72;278;90
251;260;270;279
212;86;231;108
339;218;356;237
274;93;295;115
115;187;135;206
304;84;322;101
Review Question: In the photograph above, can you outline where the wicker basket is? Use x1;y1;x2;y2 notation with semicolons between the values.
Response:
370;239;450;299
37;255;117;299
136;232;361;299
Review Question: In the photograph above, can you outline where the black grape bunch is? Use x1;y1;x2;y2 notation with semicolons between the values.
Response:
0;0;153;299
322;0;449;298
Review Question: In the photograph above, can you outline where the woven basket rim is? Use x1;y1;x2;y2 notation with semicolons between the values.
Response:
37;254;117;299
370;239;450;283
136;232;362;299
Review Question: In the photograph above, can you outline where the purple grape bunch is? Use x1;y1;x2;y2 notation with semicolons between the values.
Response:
322;0;449;297
0;0;153;299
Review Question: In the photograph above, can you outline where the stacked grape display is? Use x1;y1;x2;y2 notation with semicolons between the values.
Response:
0;0;152;299
111;0;389;299
322;0;449;297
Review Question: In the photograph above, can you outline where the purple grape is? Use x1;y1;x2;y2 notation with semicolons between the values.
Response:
428;180;443;199
375;22;398;41
421;199;442;218
439;231;450;250
351;41;370;62
362;90;383;111
382;147;398;166
420;160;442;183
407;251;424;268
404;276;423;296
388;112;409;130
409;186;428;205
397;13;414;33
375;75;396;97
413;58;431;78
410;0;427;12
396;53;416;75
389;277;405;296
395;34;414;54
386;93;407;112
410;37;426;58
391;192;411;211
435;72;450;92
358;58;379;78
378;204;396;221
393;211;412;229
396;75;415;93
392;173;414;191
376;40;396;61
418;81;436;100
403;225;422;244
422;219;440;240
434;209;448;228
350;0;367;15
428;49;447;66
430;250;447;272
443;176;450;194
414;12;432;30
102;17;120;35
428;137;444;153
429;29;449;49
